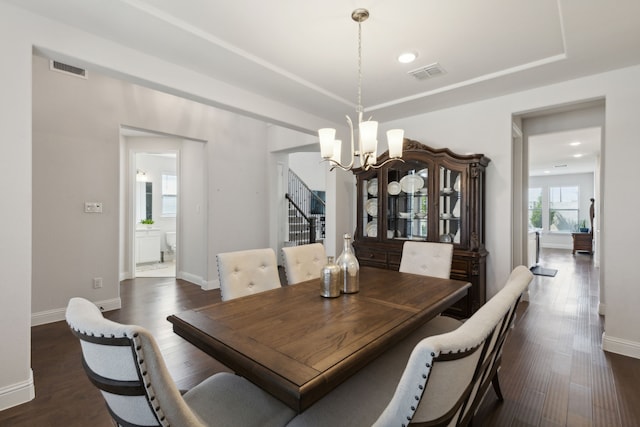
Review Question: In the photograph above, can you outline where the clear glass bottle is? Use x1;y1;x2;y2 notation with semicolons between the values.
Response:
320;256;341;298
336;233;360;293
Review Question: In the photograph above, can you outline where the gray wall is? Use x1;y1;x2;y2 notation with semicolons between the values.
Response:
384;64;640;360
31;54;272;319
289;152;326;192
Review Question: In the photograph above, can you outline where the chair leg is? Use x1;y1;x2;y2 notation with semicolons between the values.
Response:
492;373;504;401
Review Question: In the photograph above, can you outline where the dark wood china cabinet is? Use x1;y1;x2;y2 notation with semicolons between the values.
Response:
353;139;490;318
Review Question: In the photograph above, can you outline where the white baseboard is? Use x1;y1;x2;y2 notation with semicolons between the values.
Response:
93;298;122;313
177;271;203;286
602;332;640;359
31;297;122;326
0;369;35;411
178;272;220;291
540;243;572;250
202;278;220;291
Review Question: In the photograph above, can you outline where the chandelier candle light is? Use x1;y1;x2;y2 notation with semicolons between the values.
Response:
318;8;405;171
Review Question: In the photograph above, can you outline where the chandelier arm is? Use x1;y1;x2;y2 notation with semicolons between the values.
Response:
322;158;354;172
342;115;356;169
365;157;406;170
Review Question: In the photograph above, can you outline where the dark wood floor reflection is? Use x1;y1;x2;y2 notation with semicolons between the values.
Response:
476;249;640;426
1;249;639;426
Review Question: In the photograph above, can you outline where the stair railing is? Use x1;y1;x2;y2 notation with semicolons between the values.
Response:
285;194;316;245
286;169;325;246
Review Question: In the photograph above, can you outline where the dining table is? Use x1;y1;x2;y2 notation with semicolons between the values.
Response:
167;266;470;412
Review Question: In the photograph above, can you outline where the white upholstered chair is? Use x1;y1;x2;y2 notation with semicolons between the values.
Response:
66;297;295;427
216;248;281;301
281;243;327;285
285;266;534;427
399;241;454;278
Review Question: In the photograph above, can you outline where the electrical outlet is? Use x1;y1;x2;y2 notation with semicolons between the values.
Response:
93;277;103;289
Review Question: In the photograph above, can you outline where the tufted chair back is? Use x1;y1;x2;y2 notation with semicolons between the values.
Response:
373;265;533;426
399;241;454;279
216;248;281;301
281;243;327;285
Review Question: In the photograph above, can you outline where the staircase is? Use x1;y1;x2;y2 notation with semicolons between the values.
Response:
285;170;325;247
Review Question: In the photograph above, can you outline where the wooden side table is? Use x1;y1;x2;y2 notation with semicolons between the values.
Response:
571;232;593;255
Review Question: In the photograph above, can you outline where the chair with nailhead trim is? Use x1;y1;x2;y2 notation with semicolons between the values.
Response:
399;241;454;279
285;266;533;427
281;243;326;285
217;248;281;301
66;297;296;427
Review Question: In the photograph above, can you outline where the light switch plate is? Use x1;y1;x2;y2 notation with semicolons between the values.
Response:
85;202;103;213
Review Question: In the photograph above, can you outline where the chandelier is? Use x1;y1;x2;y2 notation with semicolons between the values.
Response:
318;8;404;171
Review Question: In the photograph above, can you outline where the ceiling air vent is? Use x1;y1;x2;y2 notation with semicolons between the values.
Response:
408;63;446;81
49;60;87;79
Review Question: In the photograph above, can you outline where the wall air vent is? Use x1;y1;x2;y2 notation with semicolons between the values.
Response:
408;63;446;80
49;60;87;79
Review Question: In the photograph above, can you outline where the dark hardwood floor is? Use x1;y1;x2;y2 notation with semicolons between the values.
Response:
1;249;639;426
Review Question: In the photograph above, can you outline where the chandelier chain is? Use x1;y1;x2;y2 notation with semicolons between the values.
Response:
357;20;363;114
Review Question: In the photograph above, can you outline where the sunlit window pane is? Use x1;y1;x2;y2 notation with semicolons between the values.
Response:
549;186;578;232
162;174;177;217
528;187;542;228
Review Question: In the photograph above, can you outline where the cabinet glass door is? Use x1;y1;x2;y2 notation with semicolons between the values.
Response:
438;166;462;243
362;176;378;238
386;161;429;241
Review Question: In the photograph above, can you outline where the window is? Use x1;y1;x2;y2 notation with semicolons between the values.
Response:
528;188;542;229
549;186;578;232
162;174;177;217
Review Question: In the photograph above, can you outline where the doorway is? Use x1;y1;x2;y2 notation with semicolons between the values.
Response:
120;127;182;280
512;100;604;306
120;127;208;286
134;152;178;278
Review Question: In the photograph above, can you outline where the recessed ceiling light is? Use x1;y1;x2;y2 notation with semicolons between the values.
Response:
570;141;581;146
398;52;417;64
573;153;583;158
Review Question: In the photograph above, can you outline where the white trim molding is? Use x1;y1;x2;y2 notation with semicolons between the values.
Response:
177;271;207;289
0;369;35;411
598;303;606;315
602;332;640;359
202;278;220;291
540;243;573;250
31;298;122;326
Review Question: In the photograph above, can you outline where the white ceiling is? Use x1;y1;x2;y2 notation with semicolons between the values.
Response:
7;0;634;174
529;127;600;176
7;0;640;124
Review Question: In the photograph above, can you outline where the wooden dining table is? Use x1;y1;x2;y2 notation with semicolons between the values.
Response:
167;266;470;412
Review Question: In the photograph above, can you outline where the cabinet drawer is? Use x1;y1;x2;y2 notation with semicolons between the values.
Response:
451;258;470;280
356;248;387;267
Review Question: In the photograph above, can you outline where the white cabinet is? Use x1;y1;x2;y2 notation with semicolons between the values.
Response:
136;228;161;264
